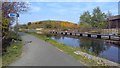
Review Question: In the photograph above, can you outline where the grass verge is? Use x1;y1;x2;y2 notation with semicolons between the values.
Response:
2;40;23;66
27;32;109;66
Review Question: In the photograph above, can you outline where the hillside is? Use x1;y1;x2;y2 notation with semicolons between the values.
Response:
28;20;78;29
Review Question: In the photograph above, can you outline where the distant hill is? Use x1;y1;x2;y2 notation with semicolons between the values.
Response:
28;20;78;29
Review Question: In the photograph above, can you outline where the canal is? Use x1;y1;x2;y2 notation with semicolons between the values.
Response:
50;35;120;63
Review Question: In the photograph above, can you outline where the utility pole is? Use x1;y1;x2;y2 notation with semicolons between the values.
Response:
16;13;19;36
8;13;19;34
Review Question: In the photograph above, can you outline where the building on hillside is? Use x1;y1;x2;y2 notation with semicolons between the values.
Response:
107;15;120;28
107;15;120;35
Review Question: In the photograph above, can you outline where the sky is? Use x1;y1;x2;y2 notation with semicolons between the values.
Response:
19;2;118;24
6;0;120;2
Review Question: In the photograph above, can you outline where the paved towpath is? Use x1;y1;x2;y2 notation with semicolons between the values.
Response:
10;32;84;66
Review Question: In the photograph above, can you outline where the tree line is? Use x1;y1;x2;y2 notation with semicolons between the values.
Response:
79;7;112;32
79;7;112;28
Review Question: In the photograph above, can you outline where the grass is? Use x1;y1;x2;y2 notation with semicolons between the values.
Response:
27;32;109;66
2;40;23;66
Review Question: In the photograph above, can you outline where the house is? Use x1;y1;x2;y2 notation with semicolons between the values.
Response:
107;15;120;28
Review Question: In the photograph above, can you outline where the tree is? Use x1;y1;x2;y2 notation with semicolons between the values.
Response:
2;2;29;35
79;7;108;33
2;2;29;34
91;7;106;28
2;17;10;37
80;11;91;24
28;22;31;25
2;2;29;18
2;2;29;53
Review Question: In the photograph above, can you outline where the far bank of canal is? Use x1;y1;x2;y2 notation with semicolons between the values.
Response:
50;35;120;63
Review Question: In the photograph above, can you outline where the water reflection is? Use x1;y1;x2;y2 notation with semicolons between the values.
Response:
79;38;110;56
50;35;119;63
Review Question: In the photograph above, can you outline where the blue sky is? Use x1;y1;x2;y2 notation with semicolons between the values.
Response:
19;2;118;24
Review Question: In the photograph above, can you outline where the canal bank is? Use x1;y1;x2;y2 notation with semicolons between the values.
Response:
51;34;120;63
28;32;119;66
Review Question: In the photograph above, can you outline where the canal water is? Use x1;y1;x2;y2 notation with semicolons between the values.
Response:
50;35;120;63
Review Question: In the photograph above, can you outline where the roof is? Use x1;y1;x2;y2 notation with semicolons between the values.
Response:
108;15;120;20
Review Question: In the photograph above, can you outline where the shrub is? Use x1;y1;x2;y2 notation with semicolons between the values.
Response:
2;31;21;54
79;23;92;32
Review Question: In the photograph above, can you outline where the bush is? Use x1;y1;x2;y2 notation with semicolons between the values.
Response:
2;31;21;54
90;30;101;34
79;23;92;32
